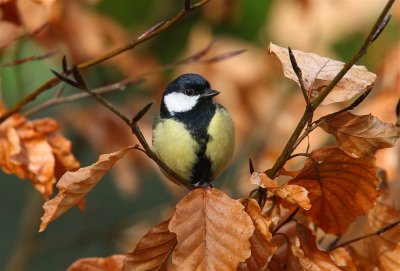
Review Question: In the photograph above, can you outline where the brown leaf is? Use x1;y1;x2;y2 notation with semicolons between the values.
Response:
331;247;378;271
268;42;376;105
288;147;378;234
67;254;125;271
321;111;400;158
365;181;400;271
39;146;135;232
124;219;177;271
0;105;79;198
242;199;277;271
289;224;341;271
168;188;254;270
251;172;311;210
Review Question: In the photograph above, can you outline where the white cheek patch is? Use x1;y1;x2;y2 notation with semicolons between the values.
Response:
164;92;200;114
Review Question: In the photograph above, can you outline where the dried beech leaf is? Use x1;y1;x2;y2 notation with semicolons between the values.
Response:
288;147;378;234
0;107;79;198
169;188;254;270
365;181;400;271
243;199;277;271
321;111;400;158
39;146;135;232
289;224;341;271
268;42;376;105
67;254;125;271
331;247;378;271
251;172;311;210
124;219;177;271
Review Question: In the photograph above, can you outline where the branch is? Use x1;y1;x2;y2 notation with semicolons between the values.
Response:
23;78;143;117
291;87;373;151
0;51;56;68
52;66;195;190
265;0;394;179
273;207;300;234
0;0;210;123
328;220;400;251
22;40;244;117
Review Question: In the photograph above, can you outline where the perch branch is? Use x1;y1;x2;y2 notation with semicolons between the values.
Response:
52;67;195;190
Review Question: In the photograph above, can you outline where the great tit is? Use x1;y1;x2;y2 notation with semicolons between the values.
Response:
152;73;235;188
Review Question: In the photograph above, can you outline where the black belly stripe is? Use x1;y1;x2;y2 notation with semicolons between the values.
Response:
161;99;217;186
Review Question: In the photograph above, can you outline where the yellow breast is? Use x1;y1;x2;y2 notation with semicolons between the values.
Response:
206;107;235;177
152;119;199;182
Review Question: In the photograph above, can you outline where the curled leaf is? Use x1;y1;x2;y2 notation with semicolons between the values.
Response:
39;146;135;232
169;188;254;270
242;199;277;271
289;224;341;271
288;147;378;234
331;247;378;271
269;42;376;105
124;219;177;271
321;111;400;158
0;103;79;198
67;254;125;271
251;172;311;210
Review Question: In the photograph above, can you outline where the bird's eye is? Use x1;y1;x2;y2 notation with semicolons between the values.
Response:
185;89;195;96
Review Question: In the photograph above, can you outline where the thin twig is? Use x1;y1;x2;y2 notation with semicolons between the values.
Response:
291;87;373;151
0;23;48;51
0;0;210;123
328;220;400;251
23;78;143;117
0;51;57;68
273;207;300;234
265;0;394;179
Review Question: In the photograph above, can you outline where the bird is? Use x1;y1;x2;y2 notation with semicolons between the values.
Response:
152;73;234;188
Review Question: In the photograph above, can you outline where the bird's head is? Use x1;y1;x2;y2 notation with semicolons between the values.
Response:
162;73;220;115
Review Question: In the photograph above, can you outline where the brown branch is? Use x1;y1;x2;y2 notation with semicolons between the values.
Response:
265;0;394;179
0;23;48;51
329;220;400;251
22;40;244;117
23;78;143;117
273;207;300;234
0;51;57;68
291;87;373;151
52;67;195;190
0;0;210;123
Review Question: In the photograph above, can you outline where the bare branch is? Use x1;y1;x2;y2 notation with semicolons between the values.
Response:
273;207;300;234
0;0;210;123
23;78;143;117
0;51;56;68
329;220;400;251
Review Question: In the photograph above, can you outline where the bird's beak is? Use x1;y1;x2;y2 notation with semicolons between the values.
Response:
201;89;220;99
